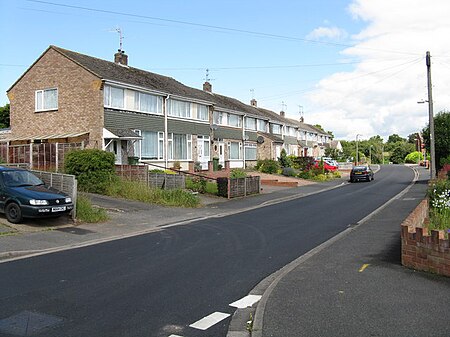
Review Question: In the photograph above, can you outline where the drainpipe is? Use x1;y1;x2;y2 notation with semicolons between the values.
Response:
242;114;246;169
164;95;170;169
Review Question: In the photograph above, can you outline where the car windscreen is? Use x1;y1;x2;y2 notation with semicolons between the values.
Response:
2;170;44;187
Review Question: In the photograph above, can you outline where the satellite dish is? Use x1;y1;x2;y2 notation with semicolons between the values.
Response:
257;136;264;144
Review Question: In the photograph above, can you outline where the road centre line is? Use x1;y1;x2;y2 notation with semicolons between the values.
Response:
229;295;262;308
189;312;230;330
359;264;370;272
168;335;183;337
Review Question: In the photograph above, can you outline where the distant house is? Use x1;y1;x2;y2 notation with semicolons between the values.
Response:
5;45;333;171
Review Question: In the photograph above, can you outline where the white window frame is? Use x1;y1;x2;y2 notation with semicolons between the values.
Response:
244;142;257;160
35;88;58;112
169;99;191;118
196;104;209;121
245;117;257;130
228;141;242;160
168;133;192;160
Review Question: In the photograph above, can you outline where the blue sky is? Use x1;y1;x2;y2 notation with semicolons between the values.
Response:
1;0;449;140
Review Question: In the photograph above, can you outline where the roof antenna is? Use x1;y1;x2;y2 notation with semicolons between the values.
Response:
250;88;255;99
204;68;215;83
113;27;124;51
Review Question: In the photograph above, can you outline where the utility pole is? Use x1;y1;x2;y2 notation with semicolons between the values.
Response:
426;51;436;179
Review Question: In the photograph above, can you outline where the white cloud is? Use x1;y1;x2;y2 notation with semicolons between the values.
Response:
305;0;450;140
306;26;348;40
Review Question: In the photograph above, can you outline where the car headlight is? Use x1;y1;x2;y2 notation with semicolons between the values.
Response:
65;197;72;203
30;199;49;206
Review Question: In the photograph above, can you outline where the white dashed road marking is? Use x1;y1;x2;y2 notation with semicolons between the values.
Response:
189;312;231;330
229;294;262;308
168;335;183;337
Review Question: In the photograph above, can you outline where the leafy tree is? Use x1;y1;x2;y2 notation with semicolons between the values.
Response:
389;142;415;164
422;111;450;170
313;124;325;132
407;133;419;144
387;134;406;144
0;103;10;128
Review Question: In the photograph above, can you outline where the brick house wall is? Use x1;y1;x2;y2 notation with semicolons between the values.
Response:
7;47;104;148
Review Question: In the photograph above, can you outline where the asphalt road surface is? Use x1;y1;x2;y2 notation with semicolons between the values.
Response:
0;165;415;337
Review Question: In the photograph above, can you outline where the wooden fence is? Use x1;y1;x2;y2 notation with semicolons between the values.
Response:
115;165;185;190
217;176;261;198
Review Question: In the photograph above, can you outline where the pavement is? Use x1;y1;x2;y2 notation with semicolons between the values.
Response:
1;165;449;336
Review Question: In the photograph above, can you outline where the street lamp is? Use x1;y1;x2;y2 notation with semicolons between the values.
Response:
355;134;362;165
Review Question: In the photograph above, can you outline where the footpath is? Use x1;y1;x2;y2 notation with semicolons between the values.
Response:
249;166;450;337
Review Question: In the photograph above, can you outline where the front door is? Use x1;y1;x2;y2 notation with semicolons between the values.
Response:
197;136;210;170
218;142;225;166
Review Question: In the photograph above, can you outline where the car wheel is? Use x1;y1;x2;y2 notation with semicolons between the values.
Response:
367;176;371;182
5;202;23;224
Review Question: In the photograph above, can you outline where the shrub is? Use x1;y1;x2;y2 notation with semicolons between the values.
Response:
313;174;328;181
186;176;207;193
149;169;165;174
230;168;247;178
297;170;312;179
278;149;291;168
282;167;296;177
292;156;315;171
64;149;117;194
405;151;424;164
256;159;279;174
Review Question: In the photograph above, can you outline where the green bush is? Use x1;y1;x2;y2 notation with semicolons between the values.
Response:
282;167;296;177
278;149;291;168
230;168;247;178
405;151;424;164
186;176;207;193
256;159;279;174
427;179;450;231
313;174;328;181
297;170;312;179
291;156;315;170
64;149;117;194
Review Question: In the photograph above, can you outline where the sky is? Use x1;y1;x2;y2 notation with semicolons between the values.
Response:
1;0;450;141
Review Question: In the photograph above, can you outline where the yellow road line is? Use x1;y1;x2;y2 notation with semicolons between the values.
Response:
359;264;370;272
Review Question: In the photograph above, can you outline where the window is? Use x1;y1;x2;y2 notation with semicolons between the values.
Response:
197;104;209;121
104;85;124;109
271;124;282;134
138;131;164;160
287;127;296;137
135;91;163;114
213;111;224;125
228;114;241;127
245;142;257;160
257;119;267;132
35;88;58;111
229;142;242;160
169;100;191;118
168;133;192;160
245;117;256;130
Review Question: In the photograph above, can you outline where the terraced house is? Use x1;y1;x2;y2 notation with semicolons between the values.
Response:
5;45;333;171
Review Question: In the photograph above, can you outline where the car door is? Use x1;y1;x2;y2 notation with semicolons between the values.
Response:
0;174;7;212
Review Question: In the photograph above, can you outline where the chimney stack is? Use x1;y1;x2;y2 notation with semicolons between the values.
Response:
280;110;285;117
250;99;257;107
203;81;212;92
299;116;304;123
114;49;128;66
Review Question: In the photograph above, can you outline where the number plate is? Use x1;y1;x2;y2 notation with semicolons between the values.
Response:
52;206;66;212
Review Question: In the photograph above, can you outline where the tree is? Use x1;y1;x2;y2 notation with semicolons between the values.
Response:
387;134;405;144
422;111;450;169
0;103;10;128
389;142;415;164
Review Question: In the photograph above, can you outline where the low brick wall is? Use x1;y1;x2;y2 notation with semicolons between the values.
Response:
401;199;450;277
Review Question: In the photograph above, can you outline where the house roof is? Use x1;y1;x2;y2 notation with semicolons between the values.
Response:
258;132;283;143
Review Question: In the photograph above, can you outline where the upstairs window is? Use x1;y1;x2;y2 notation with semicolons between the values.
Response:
134;91;163;114
245;117;256;130
35;88;58;111
228;113;241;127
271;124;282;134
104;85;124;109
257;119;267;132
169;100;191;118
197;104;209;121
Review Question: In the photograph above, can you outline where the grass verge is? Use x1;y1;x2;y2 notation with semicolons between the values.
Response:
76;195;109;223
106;179;200;208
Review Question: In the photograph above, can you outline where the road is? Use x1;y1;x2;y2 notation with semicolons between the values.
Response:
0;165;415;337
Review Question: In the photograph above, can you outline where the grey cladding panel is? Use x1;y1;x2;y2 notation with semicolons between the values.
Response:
284;136;298;145
105;110;164;132
215;127;243;140
168;119;210;135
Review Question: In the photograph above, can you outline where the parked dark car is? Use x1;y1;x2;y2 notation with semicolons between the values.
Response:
350;165;374;182
0;167;74;223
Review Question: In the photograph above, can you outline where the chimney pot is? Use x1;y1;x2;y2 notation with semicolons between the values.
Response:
250;99;257;107
203;81;212;92
280;110;285;117
114;50;128;66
